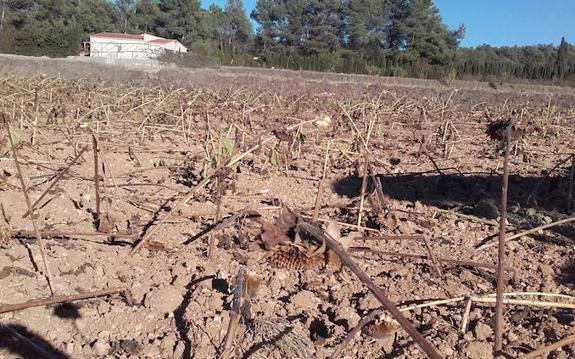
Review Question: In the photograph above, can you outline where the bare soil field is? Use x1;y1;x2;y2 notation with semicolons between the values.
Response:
1;55;575;358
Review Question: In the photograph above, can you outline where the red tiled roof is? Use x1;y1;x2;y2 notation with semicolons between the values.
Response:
91;32;144;40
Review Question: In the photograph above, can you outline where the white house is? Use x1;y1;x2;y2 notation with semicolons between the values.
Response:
88;32;187;64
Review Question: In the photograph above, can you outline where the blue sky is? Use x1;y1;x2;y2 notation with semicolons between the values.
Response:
200;0;575;48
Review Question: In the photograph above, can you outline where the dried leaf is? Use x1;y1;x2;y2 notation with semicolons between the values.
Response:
276;208;297;233
260;220;291;250
313;115;332;128
363;316;401;338
339;232;362;250
245;272;262;299
8;128;20;147
219;137;234;157
98;214;117;233
326;250;342;270
269;148;281;166
325;221;341;241
325;221;359;250
379;212;399;231
272;129;292;142
146;240;167;251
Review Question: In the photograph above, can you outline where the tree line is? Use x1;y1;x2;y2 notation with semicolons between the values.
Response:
0;0;573;83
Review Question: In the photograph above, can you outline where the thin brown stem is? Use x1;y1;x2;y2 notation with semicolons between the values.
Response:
92;134;101;229
370;166;387;214
518;333;575;359
3;116;54;295
209;184;223;259
22;145;88;218
298;221;442;359
357;152;369;227
477;216;575;250
568;154;574;212
130;166;224;255
495;125;512;358
330;308;384;359
312;179;324;223
0;287;128;314
12;229;135;240
422;235;443;277
219;266;246;359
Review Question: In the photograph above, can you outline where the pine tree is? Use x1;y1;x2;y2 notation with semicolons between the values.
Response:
206;4;227;49
223;0;252;51
132;0;161;34
251;0;307;51
303;0;343;54
390;0;455;65
116;0;135;33
554;36;569;79
346;0;393;52
157;0;205;45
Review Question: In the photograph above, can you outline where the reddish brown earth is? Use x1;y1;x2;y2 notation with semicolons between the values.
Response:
1;56;575;358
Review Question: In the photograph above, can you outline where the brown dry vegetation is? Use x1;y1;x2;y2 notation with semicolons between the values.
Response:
1;56;575;358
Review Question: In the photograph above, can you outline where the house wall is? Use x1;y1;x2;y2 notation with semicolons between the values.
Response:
89;36;164;63
163;42;187;53
89;35;188;65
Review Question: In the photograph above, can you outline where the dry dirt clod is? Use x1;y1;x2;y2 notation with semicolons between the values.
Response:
473;321;494;341
144;286;183;314
464;341;494;359
291;290;319;310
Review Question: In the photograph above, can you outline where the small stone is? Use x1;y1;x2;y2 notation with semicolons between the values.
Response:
130;283;150;304
379;335;396;352
473;322;493;341
97;302;110;316
92;340;110;356
82;344;93;357
98;330;111;339
507;331;519;342
65;342;76;355
291;290;318;309
75;318;88;335
469;308;483;321
275;270;288;282
439;344;454;356
526;208;537;216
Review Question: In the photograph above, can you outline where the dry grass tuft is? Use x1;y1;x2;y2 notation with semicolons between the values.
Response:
244;317;315;359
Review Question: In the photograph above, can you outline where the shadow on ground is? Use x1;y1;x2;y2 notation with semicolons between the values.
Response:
332;171;573;235
0;323;70;359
